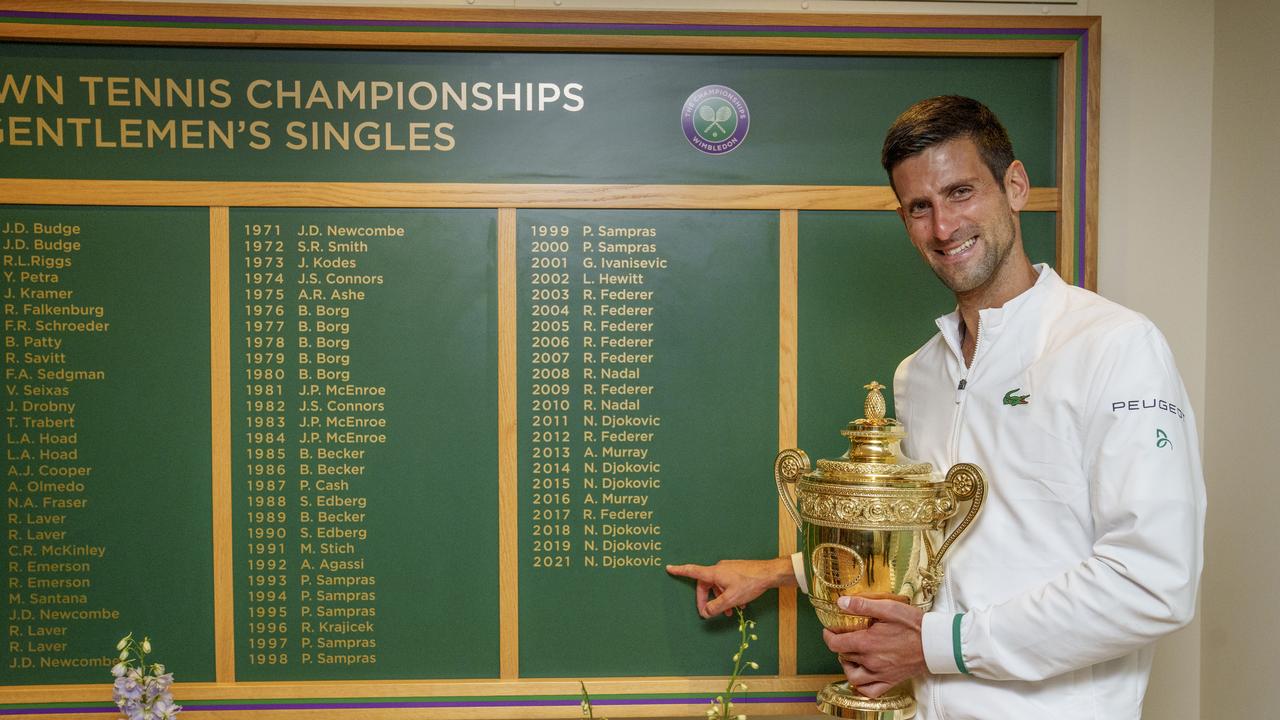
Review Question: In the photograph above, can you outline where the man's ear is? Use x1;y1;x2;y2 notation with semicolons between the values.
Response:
895;204;907;226
1003;159;1030;212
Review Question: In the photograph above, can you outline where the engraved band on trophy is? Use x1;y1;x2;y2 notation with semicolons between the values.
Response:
776;381;986;720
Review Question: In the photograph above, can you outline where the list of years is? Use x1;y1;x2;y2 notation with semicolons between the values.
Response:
523;221;669;573
516;210;780;677
230;208;499;681
235;219;386;673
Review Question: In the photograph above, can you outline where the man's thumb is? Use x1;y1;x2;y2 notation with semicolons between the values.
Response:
837;595;911;622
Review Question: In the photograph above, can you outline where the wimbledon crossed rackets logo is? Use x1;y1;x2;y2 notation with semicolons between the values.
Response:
681;85;750;155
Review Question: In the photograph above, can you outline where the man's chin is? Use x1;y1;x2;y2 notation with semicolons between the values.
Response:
931;266;981;295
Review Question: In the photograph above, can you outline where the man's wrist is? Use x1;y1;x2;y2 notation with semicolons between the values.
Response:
787;552;807;592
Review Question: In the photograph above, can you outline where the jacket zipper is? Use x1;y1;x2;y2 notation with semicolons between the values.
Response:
949;315;982;464
937;316;982;720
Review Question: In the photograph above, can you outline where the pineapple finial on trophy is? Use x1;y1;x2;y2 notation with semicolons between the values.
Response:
862;381;886;424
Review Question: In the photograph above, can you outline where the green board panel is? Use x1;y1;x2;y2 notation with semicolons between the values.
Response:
228;209;499;680
0;45;1057;187
0;206;213;683
792;210;1056;674
516;210;779;677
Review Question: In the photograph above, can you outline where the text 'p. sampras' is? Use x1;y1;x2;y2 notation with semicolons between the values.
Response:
0;75;586;152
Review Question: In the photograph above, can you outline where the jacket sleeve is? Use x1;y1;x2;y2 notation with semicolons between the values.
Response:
922;322;1206;681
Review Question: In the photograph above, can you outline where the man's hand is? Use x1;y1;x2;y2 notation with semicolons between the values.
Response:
823;595;927;698
666;557;795;619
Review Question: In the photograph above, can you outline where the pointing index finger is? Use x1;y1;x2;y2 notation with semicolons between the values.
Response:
665;563;711;581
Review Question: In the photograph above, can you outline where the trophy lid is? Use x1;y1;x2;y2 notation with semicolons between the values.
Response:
814;381;934;484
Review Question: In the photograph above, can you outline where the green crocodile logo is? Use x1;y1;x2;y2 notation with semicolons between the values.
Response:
1003;388;1030;407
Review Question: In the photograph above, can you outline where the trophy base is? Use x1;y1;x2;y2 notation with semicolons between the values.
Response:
816;681;915;720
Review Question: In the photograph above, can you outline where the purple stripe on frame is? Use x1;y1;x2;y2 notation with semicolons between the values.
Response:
0;696;816;715
1078;32;1089;286
0;711;115;717
0;9;1086;37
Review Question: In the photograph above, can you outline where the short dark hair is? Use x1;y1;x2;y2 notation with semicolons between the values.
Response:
881;95;1016;189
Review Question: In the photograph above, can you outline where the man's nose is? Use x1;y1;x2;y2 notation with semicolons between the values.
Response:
932;204;962;243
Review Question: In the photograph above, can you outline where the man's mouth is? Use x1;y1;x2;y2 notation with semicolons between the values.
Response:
942;236;977;257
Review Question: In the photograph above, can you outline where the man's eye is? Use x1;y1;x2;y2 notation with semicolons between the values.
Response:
951;187;973;200
909;203;929;217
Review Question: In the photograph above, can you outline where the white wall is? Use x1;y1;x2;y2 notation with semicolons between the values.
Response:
1202;0;1280;717
1087;1;1213;716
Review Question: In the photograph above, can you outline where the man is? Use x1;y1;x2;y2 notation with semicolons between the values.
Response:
667;96;1205;719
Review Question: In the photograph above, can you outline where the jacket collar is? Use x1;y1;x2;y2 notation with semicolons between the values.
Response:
934;263;1061;362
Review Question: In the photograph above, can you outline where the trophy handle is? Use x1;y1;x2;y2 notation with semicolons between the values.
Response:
774;448;810;529
935;462;987;563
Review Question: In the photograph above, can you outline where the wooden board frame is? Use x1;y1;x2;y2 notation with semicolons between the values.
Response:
0;2;1100;717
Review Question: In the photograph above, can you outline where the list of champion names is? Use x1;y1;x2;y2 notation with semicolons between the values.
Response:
2;208;214;682
235;218;386;674
2;216;113;674
523;219;667;574
232;208;499;680
517;210;778;677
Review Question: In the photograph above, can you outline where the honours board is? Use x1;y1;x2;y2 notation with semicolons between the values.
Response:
0;6;1099;717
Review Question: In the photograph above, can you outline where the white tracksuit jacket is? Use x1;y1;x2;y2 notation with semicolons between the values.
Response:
799;265;1205;719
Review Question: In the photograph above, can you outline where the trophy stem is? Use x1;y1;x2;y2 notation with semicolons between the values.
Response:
816;680;916;720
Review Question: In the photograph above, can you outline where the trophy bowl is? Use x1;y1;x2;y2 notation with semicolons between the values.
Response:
776;382;985;720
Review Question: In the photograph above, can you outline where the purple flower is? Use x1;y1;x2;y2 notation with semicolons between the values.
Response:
113;675;142;702
144;673;173;696
152;695;181;720
119;698;144;720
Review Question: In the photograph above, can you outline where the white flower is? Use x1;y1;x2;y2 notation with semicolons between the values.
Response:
111;663;127;677
748;661;759;670
141;638;152;654
119;648;129;660
117;634;131;651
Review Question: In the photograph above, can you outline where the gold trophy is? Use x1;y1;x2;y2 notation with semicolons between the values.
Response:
775;381;986;720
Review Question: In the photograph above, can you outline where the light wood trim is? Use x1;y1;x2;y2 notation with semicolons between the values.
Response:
776;210;799;677
0;2;1090;58
0;3;1099;28
0;22;1073;57
0;180;1060;212
208;206;234;683
1084;18;1101;292
0;674;838;703
497;207;519;680
1056;42;1080;286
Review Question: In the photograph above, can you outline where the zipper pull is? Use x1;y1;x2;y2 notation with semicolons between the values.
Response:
954;378;967;404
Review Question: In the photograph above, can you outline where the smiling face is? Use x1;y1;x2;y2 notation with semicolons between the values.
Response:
891;136;1031;300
